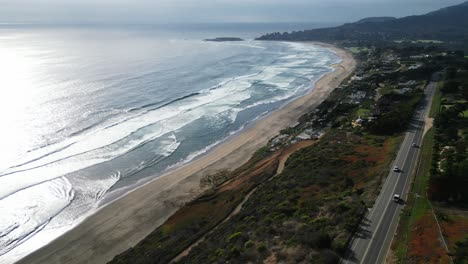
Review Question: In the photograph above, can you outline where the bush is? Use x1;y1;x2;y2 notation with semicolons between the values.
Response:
297;227;332;249
332;239;347;256
257;243;267;253
244;240;254;249
215;248;225;257
227;232;243;242
321;249;340;264
229;246;240;257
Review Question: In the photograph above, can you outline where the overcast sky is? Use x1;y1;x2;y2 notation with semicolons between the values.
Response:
0;0;466;24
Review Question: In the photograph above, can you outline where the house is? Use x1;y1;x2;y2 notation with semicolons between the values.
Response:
295;132;312;141
293;129;322;142
352;117;364;127
270;134;289;146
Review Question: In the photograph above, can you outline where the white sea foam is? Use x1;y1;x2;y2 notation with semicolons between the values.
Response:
0;172;122;263
0;72;256;199
0;33;340;263
0;177;74;255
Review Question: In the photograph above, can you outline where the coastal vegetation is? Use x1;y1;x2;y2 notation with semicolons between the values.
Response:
178;131;399;263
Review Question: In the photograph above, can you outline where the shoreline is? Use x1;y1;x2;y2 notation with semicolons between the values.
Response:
17;43;356;264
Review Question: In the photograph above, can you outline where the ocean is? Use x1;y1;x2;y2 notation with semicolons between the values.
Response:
0;23;340;263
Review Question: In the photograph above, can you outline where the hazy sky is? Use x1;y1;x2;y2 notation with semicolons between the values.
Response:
0;0;466;24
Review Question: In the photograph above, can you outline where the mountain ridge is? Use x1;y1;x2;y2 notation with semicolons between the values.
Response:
257;1;468;42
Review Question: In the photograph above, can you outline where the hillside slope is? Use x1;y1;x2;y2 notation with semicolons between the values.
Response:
257;1;468;42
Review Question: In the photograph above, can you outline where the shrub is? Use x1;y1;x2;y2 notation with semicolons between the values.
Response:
321;249;340;264
244;240;254;249
257;243;267;253
215;248;225;257
227;232;243;243
229;246;240;257
332;239;347;256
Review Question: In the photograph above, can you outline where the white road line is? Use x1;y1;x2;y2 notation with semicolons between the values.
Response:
348;134;410;255
361;131;414;262
344;82;436;264
365;83;434;263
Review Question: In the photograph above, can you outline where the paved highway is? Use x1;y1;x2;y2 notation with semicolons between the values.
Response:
343;80;437;264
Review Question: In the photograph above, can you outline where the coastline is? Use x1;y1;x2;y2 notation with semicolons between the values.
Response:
17;43;356;264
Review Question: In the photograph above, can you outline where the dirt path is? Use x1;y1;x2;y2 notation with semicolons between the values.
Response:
277;140;316;174
171;140;317;262
424;116;433;136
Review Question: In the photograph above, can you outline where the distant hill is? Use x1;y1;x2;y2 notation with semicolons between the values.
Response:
257;1;468;42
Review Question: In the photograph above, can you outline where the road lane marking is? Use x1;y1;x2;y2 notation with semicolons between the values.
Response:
360;82;435;262
361;131;415;262
344;82;436;263
374;102;428;263
367;83;435;263
348;134;411;256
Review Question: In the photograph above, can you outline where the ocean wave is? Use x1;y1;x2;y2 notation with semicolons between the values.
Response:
1;39;338;202
0;177;74;256
1;42;334;199
165;126;244;172
0;74;254;199
0;34;345;263
128;92;201;112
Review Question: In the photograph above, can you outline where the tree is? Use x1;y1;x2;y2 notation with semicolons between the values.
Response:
441;80;460;93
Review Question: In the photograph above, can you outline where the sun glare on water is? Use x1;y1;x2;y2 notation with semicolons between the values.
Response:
0;40;48;167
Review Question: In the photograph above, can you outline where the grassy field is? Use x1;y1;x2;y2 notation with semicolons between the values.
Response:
429;82;442;118
356;108;371;117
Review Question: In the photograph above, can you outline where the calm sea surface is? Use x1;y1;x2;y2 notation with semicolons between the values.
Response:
0;23;340;263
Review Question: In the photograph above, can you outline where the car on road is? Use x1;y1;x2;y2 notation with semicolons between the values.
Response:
412;142;418;148
393;194;401;202
393;166;400;172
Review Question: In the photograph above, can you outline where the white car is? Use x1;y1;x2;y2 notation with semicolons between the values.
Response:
393;166;400;172
412;142;418;147
393;194;401;202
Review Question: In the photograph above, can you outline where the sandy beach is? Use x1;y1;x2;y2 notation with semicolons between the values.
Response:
18;43;356;264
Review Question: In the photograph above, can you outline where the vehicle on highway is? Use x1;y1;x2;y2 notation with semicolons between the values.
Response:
393;194;401;202
412;142;418;147
393;166;400;172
